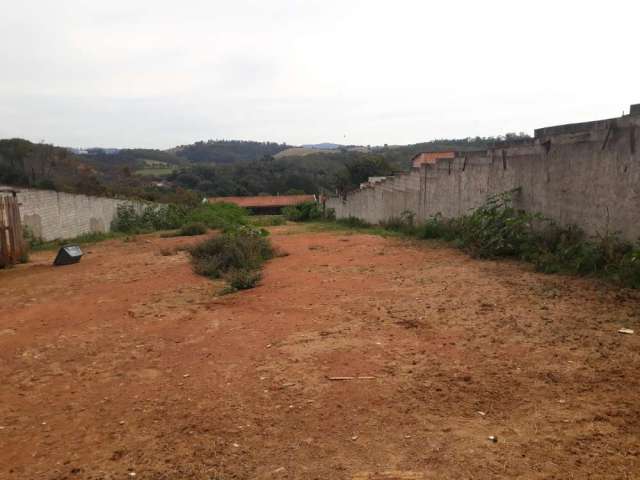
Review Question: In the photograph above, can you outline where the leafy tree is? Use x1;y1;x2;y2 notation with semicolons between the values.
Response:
335;156;393;192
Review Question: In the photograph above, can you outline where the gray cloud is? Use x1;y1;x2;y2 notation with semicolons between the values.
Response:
0;0;638;148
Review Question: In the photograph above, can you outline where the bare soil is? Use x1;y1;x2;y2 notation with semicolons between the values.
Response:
1;227;639;479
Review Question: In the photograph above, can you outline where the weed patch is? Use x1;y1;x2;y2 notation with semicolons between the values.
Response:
112;202;248;234
111;204;187;233
380;210;417;235
190;226;274;291
27;231;124;251
224;269;262;291
177;222;208;236
330;189;640;289
283;201;322;222
249;215;286;227
186;202;248;230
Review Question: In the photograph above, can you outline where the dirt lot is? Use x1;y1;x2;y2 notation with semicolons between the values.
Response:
1;226;640;479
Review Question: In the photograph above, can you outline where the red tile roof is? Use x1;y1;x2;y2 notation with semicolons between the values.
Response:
208;195;316;208
411;151;457;168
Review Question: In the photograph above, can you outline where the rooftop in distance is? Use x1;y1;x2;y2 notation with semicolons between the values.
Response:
208;194;316;214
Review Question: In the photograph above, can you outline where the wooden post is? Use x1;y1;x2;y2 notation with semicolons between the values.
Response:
0;197;9;265
10;196;24;262
0;193;25;265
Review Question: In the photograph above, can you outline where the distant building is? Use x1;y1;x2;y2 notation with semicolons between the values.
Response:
410;151;456;169
360;176;387;189
208;194;316;215
67;148;89;155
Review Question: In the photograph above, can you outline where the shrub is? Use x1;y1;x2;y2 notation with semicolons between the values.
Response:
525;223;637;279
324;208;336;221
186;202;248;230
178;222;207;236
455;189;537;258
526;224;599;274
617;249;640;289
112;204;188;233
112;202;248;234
418;214;459;241
380;210;416;234
415;190;640;288
224;268;262;290
283;201;322;222
190;226;274;281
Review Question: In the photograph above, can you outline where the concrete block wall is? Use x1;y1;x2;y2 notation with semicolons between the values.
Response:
327;114;640;241
0;186;147;241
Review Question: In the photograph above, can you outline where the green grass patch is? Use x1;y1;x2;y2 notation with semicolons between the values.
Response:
292;219;403;238
28;231;125;251
249;215;286;227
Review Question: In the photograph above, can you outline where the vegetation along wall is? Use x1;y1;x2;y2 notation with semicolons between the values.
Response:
327;112;640;241
0;186;145;241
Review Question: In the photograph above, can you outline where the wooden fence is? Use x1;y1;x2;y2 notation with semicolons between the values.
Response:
0;191;25;266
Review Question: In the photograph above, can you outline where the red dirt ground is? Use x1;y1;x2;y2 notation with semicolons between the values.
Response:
1;226;639;479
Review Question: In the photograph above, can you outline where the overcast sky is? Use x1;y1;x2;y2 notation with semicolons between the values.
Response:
1;1;638;149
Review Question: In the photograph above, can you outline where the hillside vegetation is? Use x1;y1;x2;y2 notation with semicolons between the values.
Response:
0;134;529;200
172;140;289;164
0;139;197;203
274;147;339;158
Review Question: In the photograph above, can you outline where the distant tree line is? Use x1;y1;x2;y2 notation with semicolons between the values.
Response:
0;139;198;203
0;134;531;200
173;140;290;164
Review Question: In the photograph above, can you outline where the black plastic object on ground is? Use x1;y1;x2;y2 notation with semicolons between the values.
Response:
53;244;83;266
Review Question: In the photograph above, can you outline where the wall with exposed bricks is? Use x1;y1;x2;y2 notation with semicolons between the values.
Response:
327;112;640;241
0;187;146;241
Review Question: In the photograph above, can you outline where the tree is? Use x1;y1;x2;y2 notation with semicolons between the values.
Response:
335;155;393;193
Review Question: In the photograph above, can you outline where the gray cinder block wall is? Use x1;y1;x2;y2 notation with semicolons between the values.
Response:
327;112;640;241
0;187;146;241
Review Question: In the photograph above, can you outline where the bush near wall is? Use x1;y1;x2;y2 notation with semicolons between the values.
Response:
186;202;248;230
111;202;248;234
334;189;640;289
380;210;417;235
283;201;322;222
418;191;640;288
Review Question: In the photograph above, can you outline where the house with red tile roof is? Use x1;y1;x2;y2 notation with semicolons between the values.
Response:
208;194;316;214
410;151;457;169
